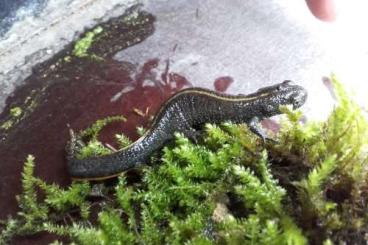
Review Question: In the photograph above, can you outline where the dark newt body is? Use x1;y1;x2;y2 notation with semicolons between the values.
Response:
67;81;307;180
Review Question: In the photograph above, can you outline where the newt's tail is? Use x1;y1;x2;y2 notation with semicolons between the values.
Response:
67;129;168;181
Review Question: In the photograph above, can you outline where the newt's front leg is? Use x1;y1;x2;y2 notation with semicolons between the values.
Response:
248;117;276;143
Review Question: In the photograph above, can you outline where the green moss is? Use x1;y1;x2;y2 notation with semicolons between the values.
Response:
71;115;126;159
79;115;125;140
136;126;146;136
0;155;92;243
72;26;103;58
115;133;132;148
1;76;368;244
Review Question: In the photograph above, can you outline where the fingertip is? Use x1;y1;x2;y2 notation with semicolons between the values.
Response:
306;0;337;22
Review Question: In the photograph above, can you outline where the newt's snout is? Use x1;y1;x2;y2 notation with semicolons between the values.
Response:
289;84;308;109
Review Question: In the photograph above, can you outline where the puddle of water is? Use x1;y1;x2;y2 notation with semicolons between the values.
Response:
214;76;234;92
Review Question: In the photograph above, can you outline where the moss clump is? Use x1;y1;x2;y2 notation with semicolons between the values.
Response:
0;155;91;245
270;76;368;243
67;115;126;160
1;76;368;244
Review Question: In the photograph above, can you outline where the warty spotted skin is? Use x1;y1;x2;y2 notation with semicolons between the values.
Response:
67;80;307;180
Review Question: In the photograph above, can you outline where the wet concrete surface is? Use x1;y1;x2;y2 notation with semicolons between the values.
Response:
0;0;139;113
0;0;47;36
116;0;368;119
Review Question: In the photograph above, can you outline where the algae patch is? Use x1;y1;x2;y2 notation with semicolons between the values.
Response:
1;107;23;130
1;120;13;130
72;26;103;58
10;107;22;117
0;91;39;133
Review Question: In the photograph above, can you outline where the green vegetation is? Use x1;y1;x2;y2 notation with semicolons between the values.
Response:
72;26;103;58
1;77;368;244
68;115;126;160
63;56;71;62
1;107;22;130
9;107;22;117
1;91;40;132
0;120;13;130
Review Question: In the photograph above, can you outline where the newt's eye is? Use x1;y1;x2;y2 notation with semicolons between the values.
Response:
278;80;294;91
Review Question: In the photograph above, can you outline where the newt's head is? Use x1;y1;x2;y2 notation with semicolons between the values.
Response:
278;80;307;109
256;80;308;114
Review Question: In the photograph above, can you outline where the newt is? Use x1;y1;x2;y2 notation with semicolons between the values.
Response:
67;80;307;180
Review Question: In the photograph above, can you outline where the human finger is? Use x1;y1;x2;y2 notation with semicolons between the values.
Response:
305;0;337;21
